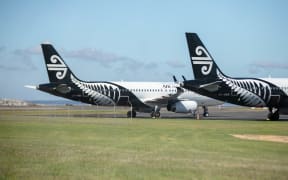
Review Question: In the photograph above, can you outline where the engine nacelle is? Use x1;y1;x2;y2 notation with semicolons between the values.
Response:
168;101;198;113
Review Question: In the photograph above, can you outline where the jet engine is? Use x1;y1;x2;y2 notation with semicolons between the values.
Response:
167;101;198;113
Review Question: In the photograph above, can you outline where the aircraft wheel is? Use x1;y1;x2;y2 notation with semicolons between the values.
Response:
273;113;280;121
155;111;160;118
267;110;279;121
132;110;136;117
127;110;136;118
150;111;155;118
203;112;209;117
271;112;279;121
127;111;132;118
267;112;272;120
151;111;160;118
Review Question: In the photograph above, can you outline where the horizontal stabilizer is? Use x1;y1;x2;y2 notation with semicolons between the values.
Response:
24;85;38;90
199;81;222;92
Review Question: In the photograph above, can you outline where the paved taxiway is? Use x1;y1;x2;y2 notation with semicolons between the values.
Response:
3;105;288;120
137;106;288;120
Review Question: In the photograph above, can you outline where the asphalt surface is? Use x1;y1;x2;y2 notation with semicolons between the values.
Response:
136;106;288;121
4;105;288;121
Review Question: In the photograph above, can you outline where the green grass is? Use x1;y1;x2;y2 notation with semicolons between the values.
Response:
0;109;288;179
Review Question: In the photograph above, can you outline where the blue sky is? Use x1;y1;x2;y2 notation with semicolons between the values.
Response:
1;0;288;100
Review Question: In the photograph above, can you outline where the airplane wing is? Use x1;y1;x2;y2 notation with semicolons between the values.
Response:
142;87;184;106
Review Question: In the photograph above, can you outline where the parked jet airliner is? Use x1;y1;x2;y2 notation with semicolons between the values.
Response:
27;44;222;118
182;33;288;120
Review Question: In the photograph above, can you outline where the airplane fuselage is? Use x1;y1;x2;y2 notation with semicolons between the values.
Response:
39;76;222;113
184;76;288;111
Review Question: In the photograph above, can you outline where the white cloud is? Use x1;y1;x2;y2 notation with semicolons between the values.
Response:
8;45;159;73
251;61;288;69
61;48;159;72
165;59;185;68
249;61;288;75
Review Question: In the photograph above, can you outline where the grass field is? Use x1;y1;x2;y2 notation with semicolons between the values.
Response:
0;107;288;179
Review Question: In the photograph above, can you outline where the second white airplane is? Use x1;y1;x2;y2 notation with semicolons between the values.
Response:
27;44;223;118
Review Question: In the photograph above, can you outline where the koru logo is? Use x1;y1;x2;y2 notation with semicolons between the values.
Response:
191;46;213;75
47;55;67;80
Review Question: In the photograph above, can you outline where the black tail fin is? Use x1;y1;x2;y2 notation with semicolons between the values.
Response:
41;44;76;83
185;33;223;80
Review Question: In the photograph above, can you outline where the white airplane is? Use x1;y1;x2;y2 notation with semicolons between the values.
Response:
183;33;288;120
26;43;223;118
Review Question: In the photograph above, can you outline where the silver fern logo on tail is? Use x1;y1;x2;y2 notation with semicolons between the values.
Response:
47;55;67;80
217;70;271;107
71;75;121;105
191;46;213;75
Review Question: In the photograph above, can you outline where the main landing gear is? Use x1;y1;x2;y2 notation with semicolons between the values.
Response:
126;110;161;118
127;110;136;118
151;111;160;118
267;107;279;121
127;106;161;118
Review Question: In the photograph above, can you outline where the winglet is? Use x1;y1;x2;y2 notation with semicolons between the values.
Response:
173;75;178;83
